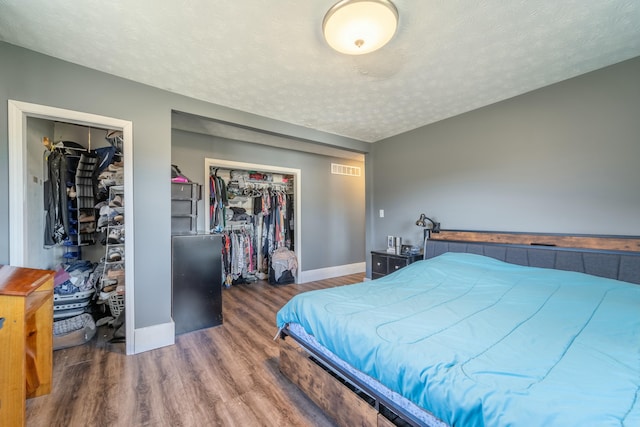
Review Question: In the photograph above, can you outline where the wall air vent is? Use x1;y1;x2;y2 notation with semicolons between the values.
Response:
331;163;361;177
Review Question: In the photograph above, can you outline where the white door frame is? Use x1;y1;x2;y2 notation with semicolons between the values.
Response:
204;158;302;281
8;100;135;355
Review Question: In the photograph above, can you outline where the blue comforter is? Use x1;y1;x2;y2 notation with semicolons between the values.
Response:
276;252;640;426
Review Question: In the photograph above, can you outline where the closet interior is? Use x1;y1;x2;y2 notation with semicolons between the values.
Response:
209;167;298;286
42;122;126;350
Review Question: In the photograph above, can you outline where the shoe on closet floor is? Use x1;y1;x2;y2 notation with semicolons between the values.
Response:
100;205;113;217
79;224;95;234
78;212;95;223
102;284;117;293
99;290;116;300
97;215;109;229
107;269;125;280
109;195;123;207
101;178;116;188
95;316;114;327
101;277;118;293
107;228;122;244
108;248;123;262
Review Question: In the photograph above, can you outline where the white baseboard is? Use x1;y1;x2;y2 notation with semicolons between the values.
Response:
133;320;175;354
298;262;366;283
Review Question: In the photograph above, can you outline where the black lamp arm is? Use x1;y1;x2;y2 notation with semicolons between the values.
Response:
428;217;440;233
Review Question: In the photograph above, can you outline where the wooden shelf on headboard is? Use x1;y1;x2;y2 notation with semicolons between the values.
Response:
430;230;640;253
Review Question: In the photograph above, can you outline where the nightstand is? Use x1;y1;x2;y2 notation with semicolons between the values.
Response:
371;250;423;279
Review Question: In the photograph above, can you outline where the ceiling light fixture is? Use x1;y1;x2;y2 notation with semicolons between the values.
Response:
322;0;399;55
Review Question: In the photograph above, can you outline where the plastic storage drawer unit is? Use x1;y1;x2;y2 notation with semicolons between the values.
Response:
171;182;201;235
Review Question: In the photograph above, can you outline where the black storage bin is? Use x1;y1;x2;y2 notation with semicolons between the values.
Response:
269;267;295;285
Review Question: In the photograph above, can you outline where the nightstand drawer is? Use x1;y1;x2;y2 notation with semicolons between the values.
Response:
371;250;422;279
388;257;408;273
371;254;387;275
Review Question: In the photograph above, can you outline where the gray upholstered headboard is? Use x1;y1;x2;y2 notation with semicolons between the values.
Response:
425;238;640;285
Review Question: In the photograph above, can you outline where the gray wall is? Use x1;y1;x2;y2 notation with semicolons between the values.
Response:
368;56;640;276
4;39;638;326
171;129;366;270
0;41;367;332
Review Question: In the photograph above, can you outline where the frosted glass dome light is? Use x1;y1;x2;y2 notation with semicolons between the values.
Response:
322;0;399;55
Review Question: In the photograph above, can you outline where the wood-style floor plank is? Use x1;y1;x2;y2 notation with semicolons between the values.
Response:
26;273;365;427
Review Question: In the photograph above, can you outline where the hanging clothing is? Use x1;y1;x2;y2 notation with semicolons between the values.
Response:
210;172;228;232
221;226;255;286
212;169;295;284
44;149;70;245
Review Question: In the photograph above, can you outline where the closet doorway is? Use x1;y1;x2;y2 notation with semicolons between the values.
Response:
204;158;301;282
8;100;135;355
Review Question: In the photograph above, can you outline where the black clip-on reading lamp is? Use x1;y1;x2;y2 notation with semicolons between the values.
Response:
416;213;441;240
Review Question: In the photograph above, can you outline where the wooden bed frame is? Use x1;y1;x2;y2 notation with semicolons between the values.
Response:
278;230;640;427
280;334;398;427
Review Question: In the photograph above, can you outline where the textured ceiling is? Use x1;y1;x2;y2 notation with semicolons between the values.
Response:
1;0;639;143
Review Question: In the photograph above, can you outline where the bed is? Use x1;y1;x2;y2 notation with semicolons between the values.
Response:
276;231;640;427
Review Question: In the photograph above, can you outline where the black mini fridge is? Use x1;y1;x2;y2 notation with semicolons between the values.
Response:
171;234;223;335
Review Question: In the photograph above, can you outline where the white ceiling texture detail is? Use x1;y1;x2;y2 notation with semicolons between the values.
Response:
1;0;639;143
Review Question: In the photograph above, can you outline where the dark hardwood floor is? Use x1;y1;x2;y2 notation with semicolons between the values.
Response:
26;273;365;427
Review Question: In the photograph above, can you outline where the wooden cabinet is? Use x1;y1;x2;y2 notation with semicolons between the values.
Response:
371;250;422;279
0;265;54;427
